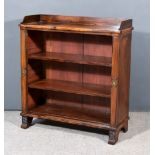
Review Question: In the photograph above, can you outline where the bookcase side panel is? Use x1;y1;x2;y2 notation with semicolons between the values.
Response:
110;35;120;127
117;32;132;124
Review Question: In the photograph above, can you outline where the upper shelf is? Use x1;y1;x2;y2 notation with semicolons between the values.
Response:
20;14;133;35
28;52;112;67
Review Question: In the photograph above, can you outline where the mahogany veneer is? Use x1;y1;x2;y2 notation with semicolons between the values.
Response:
28;52;112;67
22;103;110;129
19;14;133;144
28;79;111;98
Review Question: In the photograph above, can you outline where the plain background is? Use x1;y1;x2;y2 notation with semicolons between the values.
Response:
4;0;150;111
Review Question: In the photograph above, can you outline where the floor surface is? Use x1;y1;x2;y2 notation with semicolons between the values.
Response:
4;111;150;155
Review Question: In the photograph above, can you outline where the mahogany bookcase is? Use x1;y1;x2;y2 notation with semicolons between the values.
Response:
19;14;133;144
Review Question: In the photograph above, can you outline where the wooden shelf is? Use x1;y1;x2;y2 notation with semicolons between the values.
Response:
21;103;110;129
28;79;111;98
28;52;112;67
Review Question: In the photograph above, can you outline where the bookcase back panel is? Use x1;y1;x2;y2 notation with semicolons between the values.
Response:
45;91;82;108
44;32;83;54
84;35;112;57
83;35;112;86
44;91;110;117
82;96;110;116
44;32;83;83
44;61;82;82
83;65;111;86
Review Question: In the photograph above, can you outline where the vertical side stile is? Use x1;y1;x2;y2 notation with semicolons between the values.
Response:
21;29;27;113
110;35;120;127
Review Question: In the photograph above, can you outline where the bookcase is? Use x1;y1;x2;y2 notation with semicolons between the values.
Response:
19;14;133;144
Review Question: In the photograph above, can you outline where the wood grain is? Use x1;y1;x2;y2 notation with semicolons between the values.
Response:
117;33;132;124
28;79;111;98
110;36;120;127
21;30;27;113
20;14;133;145
28;52;112;67
20;14;133;35
21;103;110;129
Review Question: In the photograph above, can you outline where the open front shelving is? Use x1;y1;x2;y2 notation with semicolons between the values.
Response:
25;30;112;129
20;14;132;144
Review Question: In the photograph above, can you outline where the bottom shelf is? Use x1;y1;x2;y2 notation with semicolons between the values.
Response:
21;103;110;129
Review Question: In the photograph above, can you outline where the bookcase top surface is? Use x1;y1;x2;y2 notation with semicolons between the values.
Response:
20;14;133;34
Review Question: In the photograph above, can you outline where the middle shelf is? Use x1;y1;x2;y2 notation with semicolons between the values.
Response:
28;79;111;98
28;52;112;67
